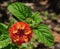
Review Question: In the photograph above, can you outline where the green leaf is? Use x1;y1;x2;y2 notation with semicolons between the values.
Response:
0;31;9;41
0;23;8;37
7;16;18;30
26;18;35;27
0;30;10;48
20;43;28;48
26;12;42;28
8;2;32;21
2;44;19;49
0;23;9;40
20;42;34;49
0;38;11;49
8;20;15;29
32;12;42;26
33;24;54;46
0;23;11;48
0;23;7;31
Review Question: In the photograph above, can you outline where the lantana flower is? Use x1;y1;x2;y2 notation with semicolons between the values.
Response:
9;22;32;45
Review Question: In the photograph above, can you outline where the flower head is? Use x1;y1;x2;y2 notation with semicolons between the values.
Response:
9;22;32;45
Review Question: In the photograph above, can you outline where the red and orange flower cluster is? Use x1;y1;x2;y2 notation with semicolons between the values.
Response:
9;22;32;45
